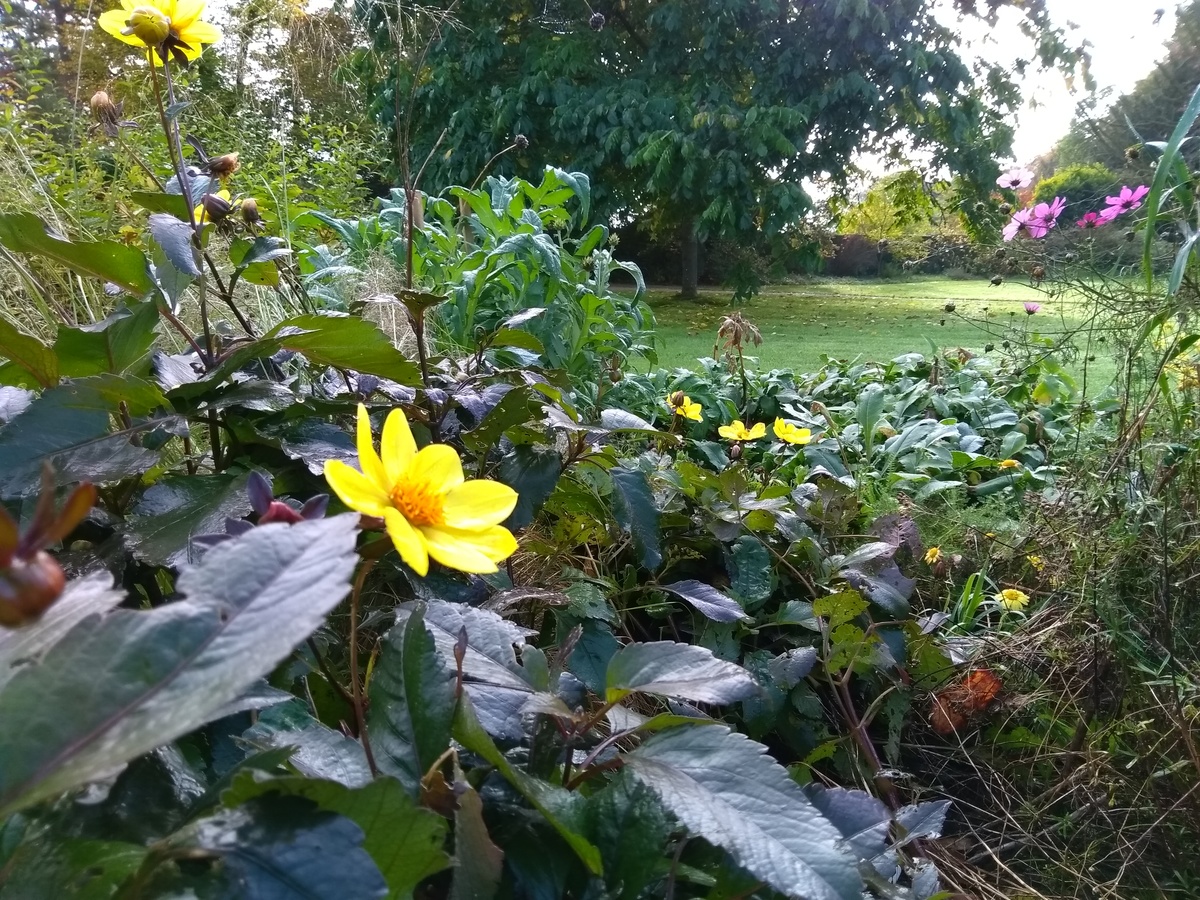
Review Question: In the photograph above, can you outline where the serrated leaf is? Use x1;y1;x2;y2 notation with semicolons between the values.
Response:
804;785;891;862
243;702;373;788
395;600;535;741
813;591;869;628
148;213;201;277
53;300;159;378
893;800;951;846
605;641;757;704
232;235;292;268
124;472;254;567
0;515;360;817
624;725;860;900
610;466;661;569
497;443;562;530
0;376;163;497
582;772;673;900
667;580;748;624
453;696;602;875
0;212;154;296
0;316;57;388
169;795;387;899
0;573;124;692
369;604;456;794
223;772;450;899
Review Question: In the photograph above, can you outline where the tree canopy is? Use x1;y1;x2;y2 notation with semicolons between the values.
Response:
356;0;1084;293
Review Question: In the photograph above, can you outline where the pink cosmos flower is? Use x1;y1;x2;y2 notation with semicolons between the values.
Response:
1003;208;1036;241
1031;196;1066;233
997;167;1035;190
1099;185;1149;222
1024;302;1040;315
1076;211;1104;229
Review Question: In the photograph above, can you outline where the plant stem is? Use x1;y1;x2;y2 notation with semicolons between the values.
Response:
349;559;379;777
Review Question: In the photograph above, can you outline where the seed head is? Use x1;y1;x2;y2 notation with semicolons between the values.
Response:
514;134;529;151
589;11;605;30
205;152;240;179
240;197;262;227
122;5;171;46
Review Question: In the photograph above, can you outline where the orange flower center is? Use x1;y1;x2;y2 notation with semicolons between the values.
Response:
390;479;445;527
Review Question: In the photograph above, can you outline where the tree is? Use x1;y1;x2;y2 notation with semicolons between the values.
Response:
1051;1;1200;172
355;0;1083;297
1032;163;1122;224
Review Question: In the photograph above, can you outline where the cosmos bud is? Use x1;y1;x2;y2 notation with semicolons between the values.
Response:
205;152;240;179
998;202;1013;215
944;302;956;312
240;197;262;227
589;11;606;30
200;192;233;223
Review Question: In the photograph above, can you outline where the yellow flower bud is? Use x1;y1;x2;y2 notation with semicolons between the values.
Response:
122;6;171;46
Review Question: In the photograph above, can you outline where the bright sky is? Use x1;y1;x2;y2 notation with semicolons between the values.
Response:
953;0;1178;163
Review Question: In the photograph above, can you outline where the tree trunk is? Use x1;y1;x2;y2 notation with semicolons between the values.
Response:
680;219;699;299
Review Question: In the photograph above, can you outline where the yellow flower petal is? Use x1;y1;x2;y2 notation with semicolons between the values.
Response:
355;405;387;488
384;509;429;577
98;8;145;44
178;19;221;46
410;444;465;494
323;460;391;517
442;480;518;529
747;422;766;440
419;525;504;574
469;524;519;562
171;0;205;29
381;408;416;483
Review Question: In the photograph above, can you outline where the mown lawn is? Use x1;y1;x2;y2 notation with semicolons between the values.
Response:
643;276;1116;386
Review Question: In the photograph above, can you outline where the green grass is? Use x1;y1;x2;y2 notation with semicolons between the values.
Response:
645;276;1117;386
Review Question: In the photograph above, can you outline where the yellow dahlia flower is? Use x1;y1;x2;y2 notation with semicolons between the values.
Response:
324;405;519;577
666;392;703;422
99;0;222;66
773;418;812;445
994;588;1030;612
718;420;766;442
997;458;1020;470
924;546;941;565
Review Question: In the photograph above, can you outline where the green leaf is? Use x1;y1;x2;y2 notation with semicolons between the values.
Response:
624;725;860;900
583;772;673;900
243;702;373;787
610;466;662;569
53;300;159;378
0;316;57;388
0;573;125;692
184;314;421;393
490;326;545;353
0;837;146;900
0;515;360;817
130;189;191;219
449;784;503;900
147;213;201;277
0;212;153;296
725;536;772;607
453;697;602;875
605;641;757;705
497;444;562;530
124;472;254;567
167;795;388;899
368;604;457;794
812;591;869;629
0;376;164;497
232;235;292;267
395;600;535;742
224;773;450;899
659;580;748;623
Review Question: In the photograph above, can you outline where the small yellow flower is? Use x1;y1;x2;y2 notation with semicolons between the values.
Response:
773;418;812;445
994;588;1030;612
324;405;519;577
98;0;222;66
666;392;703;422
718;420;766;442
924;546;941;565
1026;554;1045;572
998;459;1020;470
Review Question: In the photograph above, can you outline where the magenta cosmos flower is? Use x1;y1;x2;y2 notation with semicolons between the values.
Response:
1077;211;1104;229
1024;302;1040;315
996;167;1035;190
1003;208;1038;241
1099;185;1149;222
1032;196;1066;232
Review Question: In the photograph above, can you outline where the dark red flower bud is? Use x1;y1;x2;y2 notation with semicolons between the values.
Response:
0;552;67;627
